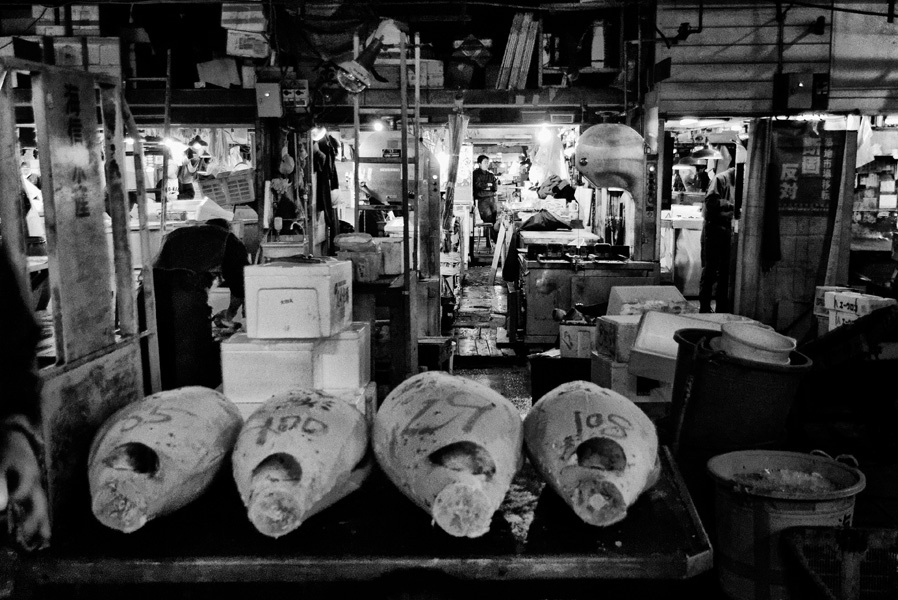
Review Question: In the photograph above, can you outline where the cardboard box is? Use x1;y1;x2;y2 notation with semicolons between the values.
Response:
337;250;381;283
315;322;372;390
606;285;693;316
595;315;640;362
226;29;270;59
816;314;829;337
814;286;852;317
221;334;315;405
823;291;897;317
373;238;403;275
244;259;352;339
559;323;595;358
369;58;445;89
828;309;859;331
70;4;100;36
590;350;637;398
221;3;267;32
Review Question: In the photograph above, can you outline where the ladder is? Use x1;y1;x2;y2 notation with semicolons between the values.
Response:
0;57;159;541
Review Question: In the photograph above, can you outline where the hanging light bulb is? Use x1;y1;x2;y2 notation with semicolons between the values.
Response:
310;125;328;142
692;144;723;160
372;119;385;132
335;22;396;94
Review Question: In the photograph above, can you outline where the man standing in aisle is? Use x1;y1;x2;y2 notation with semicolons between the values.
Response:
473;155;499;248
699;167;736;313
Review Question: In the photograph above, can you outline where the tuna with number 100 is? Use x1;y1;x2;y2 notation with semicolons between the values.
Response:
372;372;523;538
88;387;243;533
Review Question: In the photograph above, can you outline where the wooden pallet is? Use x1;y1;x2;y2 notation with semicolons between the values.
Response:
497;12;538;90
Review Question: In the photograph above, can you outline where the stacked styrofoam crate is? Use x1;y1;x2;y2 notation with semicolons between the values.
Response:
220;259;374;426
814;286;853;336
823;290;897;331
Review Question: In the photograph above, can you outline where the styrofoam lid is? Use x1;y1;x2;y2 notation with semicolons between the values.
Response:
196;198;234;222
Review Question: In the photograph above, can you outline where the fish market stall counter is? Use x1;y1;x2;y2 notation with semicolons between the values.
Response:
13;448;711;590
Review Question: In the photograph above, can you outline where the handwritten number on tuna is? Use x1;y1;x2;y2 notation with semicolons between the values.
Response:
120;405;198;433
401;393;492;437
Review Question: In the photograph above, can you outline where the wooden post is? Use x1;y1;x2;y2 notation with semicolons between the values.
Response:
122;98;162;393
827;130;858;286
99;85;138;338
399;32;417;378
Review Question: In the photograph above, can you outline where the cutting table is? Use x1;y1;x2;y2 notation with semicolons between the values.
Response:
13;448;711;593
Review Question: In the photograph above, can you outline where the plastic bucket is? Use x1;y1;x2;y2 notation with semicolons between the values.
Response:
707;450;866;600
671;329;812;453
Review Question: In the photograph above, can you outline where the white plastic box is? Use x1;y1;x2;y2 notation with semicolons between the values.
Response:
221;333;315;406
244;259;352;339
315;322;372;390
628;311;721;383
606;285;694;316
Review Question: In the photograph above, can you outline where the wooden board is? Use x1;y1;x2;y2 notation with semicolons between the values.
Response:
497;13;525;89
515;15;538;89
656;42;830;65
40;341;144;541
0;63;30;308
17;447;712;585
33;68;115;363
658;4;831;30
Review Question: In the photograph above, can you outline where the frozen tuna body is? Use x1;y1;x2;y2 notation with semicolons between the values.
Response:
88;386;243;533
232;389;370;538
373;372;523;538
524;381;659;527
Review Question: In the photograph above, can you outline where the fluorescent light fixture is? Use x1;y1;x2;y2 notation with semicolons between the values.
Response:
679;117;699;126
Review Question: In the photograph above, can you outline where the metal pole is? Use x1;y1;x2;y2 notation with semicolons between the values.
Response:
413;32;421;273
353;33;361;234
160;48;172;236
400;33;410;293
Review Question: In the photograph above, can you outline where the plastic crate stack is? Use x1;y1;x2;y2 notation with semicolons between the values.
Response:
220;258;374;426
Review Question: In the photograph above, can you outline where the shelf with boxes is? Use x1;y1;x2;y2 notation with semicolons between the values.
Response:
220;258;375;424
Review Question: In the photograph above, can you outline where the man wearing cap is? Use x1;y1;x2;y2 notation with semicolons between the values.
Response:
473;155;499;246
150;200;249;390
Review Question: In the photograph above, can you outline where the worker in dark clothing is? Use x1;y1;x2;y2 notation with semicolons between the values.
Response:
152;211;248;390
693;163;710;193
0;244;51;551
473;154;499;245
699;167;736;313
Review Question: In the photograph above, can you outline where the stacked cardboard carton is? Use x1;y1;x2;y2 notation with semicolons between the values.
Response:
220;3;269;87
221;259;375;427
823;290;897;332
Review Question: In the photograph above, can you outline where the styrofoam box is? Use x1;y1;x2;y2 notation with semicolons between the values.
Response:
315;322;372;390
559;323;594;358
823;291;897;317
814;286;853;317
628;311;720;383
336;250;381;283
373;238;403;275
595;315;641;362
606;285;691;316
590;350;637;399
244;260;352;339
221;333;315;405
828;309;859;331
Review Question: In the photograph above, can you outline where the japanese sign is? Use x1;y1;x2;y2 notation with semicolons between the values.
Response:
771;124;845;216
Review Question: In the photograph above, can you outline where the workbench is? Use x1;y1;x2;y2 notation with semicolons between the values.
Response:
13;447;711;593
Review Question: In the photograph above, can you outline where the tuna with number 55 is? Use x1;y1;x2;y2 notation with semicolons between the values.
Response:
88;387;243;533
232;389;370;538
523;381;660;527
372;372;523;538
